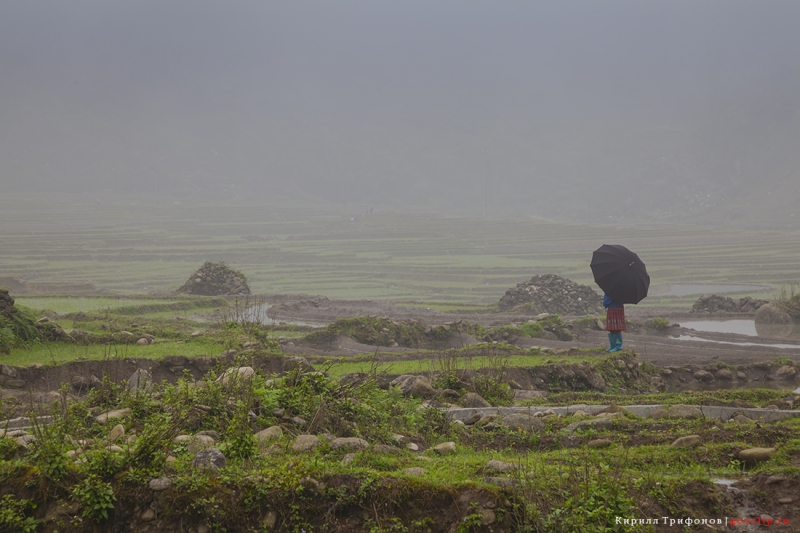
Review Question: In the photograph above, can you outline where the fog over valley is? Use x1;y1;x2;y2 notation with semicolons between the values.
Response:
2;1;800;227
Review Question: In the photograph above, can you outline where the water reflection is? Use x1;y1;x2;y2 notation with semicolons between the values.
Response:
755;322;798;339
673;335;800;350
681;319;800;340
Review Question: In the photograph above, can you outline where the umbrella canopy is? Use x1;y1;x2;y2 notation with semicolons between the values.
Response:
590;244;650;304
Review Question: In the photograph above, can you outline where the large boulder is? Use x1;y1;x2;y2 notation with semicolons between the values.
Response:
192;448;227;472
177;262;250;296
501;413;545;432
755;304;793;325
390;375;437;399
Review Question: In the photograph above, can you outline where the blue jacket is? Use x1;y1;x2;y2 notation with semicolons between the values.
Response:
603;295;623;309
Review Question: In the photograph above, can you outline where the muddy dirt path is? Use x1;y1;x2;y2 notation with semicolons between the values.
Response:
268;296;800;366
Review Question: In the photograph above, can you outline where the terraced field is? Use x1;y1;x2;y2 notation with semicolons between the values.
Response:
2;194;799;304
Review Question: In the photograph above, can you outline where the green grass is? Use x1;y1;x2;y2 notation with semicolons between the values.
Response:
324;351;600;379
4;340;222;367
14;297;179;315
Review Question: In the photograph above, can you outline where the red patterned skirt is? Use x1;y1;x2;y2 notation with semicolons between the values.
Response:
606;307;626;331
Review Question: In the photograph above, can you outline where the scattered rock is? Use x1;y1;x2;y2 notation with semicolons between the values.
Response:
299;476;324;492
373;444;400;454
341;453;357;465
463;413;482;425
107;424;125;444
391;375;437;398
460;392;491;408
755;303;793;324
330;437;370;451
127;369;153;394
283;356;314;372
693;294;768;313
692;370;713;382
433;442;456;455
737;447;776;466
292;434;321;452
484;477;515;488
501;413;545;432
192;448;227;472
255;426;283;444
441;389;460;400
486;460;516;472
96;408;131;425
587;439;612;448
148;477;172;491
188;435;216;454
476;415;500;426
403;467;427;476
513;390;548;400
671;435;701;448
565;418;614;434
218;367;255;385
774;366;797;380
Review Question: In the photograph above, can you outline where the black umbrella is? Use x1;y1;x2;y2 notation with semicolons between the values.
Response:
590;244;650;304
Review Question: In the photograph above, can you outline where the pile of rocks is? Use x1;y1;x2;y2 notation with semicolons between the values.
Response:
497;274;602;315
177;262;250;296
691;294;768;313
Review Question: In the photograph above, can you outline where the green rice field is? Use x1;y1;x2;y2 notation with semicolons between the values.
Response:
2;193;798;305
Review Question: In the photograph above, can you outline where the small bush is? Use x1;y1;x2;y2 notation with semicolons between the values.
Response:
72;473;116;522
0;495;39;533
651;317;670;330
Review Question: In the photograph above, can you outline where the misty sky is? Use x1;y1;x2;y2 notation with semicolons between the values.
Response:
2;1;799;222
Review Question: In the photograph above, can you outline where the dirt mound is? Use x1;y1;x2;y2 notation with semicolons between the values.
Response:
691;294;768;313
177;261;250;296
497;274;602;315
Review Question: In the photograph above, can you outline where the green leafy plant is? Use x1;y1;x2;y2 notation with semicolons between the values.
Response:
0;495;39;533
72;473;116;522
651;317;670;330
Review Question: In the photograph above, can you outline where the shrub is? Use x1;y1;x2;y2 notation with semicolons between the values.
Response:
651;317;670;330
0;495;39;533
72;473;116;522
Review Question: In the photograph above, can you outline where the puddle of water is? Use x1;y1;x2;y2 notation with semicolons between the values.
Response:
649;283;771;297
245;304;329;327
682;320;757;337
680;319;800;340
672;335;800;350
711;477;739;488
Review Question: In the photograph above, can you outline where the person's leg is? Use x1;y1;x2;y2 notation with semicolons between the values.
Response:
609;331;623;352
606;332;617;352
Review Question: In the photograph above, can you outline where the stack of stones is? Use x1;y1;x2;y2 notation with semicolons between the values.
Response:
177;262;250;296
497;274;602;315
0;289;17;320
691;294;768;313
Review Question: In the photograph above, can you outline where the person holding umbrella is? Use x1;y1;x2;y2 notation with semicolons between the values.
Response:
603;293;625;352
590;244;650;353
